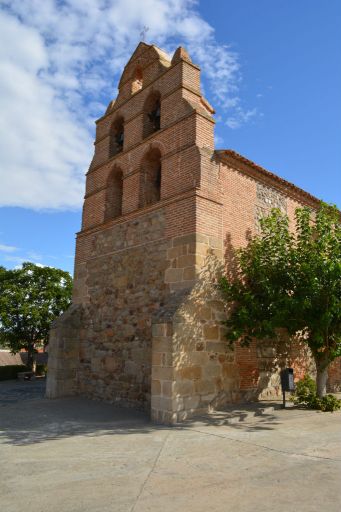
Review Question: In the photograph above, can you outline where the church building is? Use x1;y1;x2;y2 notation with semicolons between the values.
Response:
46;43;340;423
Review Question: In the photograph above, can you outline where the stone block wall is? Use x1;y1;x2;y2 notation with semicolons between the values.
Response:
74;209;170;409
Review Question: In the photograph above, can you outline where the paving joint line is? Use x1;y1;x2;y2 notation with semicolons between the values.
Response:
129;431;171;512
186;427;341;463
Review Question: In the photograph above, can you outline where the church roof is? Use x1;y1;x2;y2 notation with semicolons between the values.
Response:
216;149;320;206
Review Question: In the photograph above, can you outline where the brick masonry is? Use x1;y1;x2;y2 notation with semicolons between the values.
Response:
46;42;340;422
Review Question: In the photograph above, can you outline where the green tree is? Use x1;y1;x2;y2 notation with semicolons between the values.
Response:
220;203;341;397
0;262;72;371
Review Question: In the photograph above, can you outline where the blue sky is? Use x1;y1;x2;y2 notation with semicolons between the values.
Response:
0;0;340;274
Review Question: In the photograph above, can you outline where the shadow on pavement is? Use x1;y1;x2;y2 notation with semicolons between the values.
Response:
0;380;284;446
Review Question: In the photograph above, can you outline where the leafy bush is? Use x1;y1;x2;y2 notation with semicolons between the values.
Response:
316;394;341;412
0;365;29;381
292;375;316;405
291;375;341;412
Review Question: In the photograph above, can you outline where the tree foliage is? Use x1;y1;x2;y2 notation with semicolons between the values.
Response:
0;262;72;370
220;203;341;397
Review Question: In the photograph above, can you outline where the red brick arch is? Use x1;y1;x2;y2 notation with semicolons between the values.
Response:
109;116;124;158
139;146;162;207
143;90;161;139
104;165;123;220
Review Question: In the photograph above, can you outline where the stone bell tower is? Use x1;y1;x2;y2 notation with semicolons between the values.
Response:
47;42;225;423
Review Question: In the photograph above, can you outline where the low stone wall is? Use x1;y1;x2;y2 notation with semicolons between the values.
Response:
0;351;48;367
46;305;84;398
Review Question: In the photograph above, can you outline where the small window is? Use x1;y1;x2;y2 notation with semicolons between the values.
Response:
140;148;162;207
109;117;124;158
132;66;143;94
105;167;123;220
143;91;161;139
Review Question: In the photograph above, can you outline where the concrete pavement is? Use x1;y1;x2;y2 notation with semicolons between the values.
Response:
0;380;340;512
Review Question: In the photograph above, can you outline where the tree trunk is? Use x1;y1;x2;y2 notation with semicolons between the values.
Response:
26;344;35;372
316;362;329;398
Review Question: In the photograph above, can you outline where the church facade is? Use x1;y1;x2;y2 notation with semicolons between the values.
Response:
46;43;339;423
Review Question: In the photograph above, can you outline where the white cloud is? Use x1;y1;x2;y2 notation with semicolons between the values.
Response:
0;9;90;210
226;108;258;130
214;134;224;147
0;240;47;266
3;255;28;266
26;250;43;261
11;260;45;269
2;252;47;268
0;0;254;210
0;243;18;253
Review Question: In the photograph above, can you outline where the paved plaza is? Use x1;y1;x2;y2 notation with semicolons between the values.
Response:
0;379;340;512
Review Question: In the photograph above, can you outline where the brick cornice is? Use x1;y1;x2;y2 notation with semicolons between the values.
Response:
87;109;214;176
94;81;210;147
79;187;223;238
77;187;199;237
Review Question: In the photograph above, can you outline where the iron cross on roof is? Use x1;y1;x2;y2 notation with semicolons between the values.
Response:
140;26;149;40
